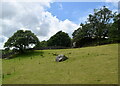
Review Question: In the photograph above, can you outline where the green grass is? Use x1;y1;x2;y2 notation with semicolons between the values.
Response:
2;44;118;84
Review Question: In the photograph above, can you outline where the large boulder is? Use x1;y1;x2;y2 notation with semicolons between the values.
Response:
56;54;68;62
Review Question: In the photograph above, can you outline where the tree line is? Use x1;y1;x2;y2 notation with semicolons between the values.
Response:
4;6;120;53
72;6;120;47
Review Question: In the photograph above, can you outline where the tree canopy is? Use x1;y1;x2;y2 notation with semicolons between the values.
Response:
87;6;113;39
39;40;48;47
72;6;119;47
47;31;71;47
4;30;40;52
108;13;120;42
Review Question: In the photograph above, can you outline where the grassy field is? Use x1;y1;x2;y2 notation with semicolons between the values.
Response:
2;44;118;84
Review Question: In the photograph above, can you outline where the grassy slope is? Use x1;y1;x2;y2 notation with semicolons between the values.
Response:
2;44;118;84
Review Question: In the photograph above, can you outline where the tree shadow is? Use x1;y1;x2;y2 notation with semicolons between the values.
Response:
10;50;44;59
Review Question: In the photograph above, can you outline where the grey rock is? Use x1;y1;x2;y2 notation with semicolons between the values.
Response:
56;54;68;62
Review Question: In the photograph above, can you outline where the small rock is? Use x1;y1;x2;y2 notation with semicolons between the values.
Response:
4;57;10;59
56;54;68;62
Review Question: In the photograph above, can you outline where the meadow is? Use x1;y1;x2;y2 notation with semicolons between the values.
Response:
2;44;118;84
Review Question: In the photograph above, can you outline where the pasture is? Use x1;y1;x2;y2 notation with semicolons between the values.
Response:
2;44;118;84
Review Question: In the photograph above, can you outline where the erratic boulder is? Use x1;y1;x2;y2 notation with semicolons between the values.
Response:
56;54;68;62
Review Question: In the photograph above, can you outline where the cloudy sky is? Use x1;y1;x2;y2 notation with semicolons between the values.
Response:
0;0;119;49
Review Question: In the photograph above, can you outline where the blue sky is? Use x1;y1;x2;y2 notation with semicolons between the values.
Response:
47;2;118;24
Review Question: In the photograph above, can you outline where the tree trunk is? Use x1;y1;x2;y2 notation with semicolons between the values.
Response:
19;48;24;53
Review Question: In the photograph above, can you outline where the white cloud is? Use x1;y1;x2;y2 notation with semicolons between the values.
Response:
0;2;79;49
104;0;119;2
104;0;119;9
0;35;8;49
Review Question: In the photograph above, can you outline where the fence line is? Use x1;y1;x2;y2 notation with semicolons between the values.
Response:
1;51;18;59
35;46;70;50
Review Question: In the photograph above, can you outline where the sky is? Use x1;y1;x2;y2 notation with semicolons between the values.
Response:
0;0;119;49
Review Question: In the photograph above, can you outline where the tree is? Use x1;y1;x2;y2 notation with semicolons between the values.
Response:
72;6;114;47
109;13;120;42
47;31;71;47
87;6;113;43
4;30;40;53
39;40;48;47
72;23;93;39
72;23;93;47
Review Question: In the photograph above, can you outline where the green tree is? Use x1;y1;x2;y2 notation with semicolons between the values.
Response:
72;23;93;47
47;31;71;47
72;23;92;40
72;6;114;47
4;30;40;53
39;40;48;47
87;6;113;43
109;13;120;42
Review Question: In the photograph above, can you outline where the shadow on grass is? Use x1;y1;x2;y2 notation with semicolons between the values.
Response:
11;50;44;59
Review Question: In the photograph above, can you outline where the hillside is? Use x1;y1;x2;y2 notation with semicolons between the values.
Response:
2;44;118;84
